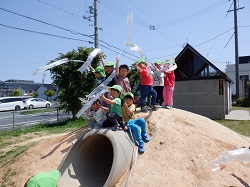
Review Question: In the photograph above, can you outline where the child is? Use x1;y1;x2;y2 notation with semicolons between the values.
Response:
99;53;116;87
100;85;124;130
152;60;164;106
88;65;106;86
85;99;108;129
134;58;157;112
122;92;150;153
99;53;116;107
160;59;177;109
115;56;131;95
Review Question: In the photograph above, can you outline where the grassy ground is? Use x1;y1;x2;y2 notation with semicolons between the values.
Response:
0;118;86;168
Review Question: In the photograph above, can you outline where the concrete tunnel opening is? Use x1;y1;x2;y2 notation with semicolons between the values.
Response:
73;134;114;186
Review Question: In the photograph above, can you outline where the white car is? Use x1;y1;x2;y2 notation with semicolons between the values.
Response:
23;98;52;109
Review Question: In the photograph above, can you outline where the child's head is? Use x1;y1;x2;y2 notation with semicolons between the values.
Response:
95;66;106;78
91;99;101;111
124;92;134;105
108;85;122;98
105;61;115;74
136;58;148;69
119;64;129;77
154;60;162;69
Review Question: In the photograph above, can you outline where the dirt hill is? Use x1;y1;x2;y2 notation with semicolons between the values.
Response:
1;108;250;187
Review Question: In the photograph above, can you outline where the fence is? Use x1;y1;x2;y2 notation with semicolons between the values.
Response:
0;107;72;132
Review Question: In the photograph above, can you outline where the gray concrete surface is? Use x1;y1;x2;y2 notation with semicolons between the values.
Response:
57;128;134;187
225;110;250;120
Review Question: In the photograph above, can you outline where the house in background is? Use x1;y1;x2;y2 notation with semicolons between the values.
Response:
226;56;250;98
0;79;58;100
173;44;233;120
37;84;58;101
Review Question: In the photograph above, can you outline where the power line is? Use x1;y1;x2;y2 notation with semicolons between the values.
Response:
33;0;90;25
0;23;93;43
0;6;139;59
156;0;229;29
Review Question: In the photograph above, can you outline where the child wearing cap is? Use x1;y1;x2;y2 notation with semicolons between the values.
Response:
152;60;164;106
99;53;116;87
100;85;124;130
115;56;131;95
85;99;108;129
88;65;106;86
134;58;157;112
154;58;177;109
99;53;117;107
122;92;150;153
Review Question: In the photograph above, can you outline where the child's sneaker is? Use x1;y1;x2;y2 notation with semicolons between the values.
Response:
138;145;144;153
142;134;150;142
151;105;157;111
140;106;148;113
112;125;122;131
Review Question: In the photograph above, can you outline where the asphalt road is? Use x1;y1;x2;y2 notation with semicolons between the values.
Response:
0;109;71;132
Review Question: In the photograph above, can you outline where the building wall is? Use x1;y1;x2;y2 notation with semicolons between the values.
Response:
37;85;57;101
174;79;231;120
226;63;250;97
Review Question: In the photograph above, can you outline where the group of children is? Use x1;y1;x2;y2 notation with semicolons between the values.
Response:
85;54;176;153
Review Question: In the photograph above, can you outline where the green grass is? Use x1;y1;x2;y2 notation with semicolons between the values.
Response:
0;118;87;186
20;108;56;115
232;106;250;111
215;119;250;137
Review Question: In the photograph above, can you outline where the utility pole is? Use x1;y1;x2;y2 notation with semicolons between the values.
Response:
83;0;99;48
228;0;244;99
94;0;98;48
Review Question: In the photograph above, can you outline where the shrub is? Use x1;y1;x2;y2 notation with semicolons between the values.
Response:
236;97;250;107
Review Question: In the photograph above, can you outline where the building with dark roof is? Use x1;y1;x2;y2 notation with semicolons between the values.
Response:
173;44;233;119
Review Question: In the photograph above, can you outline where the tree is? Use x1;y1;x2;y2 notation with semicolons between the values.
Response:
44;89;56;101
50;47;99;119
127;65;141;96
10;89;20;96
32;92;39;98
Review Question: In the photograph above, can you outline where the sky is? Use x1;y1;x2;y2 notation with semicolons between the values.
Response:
0;0;249;84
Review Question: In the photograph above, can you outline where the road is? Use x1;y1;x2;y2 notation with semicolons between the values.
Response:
0;109;71;132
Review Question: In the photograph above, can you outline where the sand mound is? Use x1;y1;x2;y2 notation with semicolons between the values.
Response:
1;108;250;187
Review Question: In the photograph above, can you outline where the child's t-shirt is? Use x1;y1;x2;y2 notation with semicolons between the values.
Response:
110;98;122;117
89;108;107;125
96;77;106;86
122;104;135;123
116;74;131;95
164;71;175;87
153;71;164;87
139;67;153;86
106;72;116;87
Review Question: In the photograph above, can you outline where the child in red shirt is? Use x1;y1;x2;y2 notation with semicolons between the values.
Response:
134;58;157;112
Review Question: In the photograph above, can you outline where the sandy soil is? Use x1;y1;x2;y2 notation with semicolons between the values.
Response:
1;107;250;187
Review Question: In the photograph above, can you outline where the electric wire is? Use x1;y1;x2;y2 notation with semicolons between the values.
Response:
0;6;139;59
206;0;234;58
33;0;91;25
156;0;229;29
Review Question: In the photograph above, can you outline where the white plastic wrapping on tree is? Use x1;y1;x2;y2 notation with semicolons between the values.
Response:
77;48;102;73
209;148;250;171
33;58;69;75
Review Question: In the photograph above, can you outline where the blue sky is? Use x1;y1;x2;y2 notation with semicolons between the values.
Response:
0;0;249;83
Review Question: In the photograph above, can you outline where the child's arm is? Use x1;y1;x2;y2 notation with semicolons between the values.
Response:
115;56;120;77
97;102;108;113
99;53;106;67
123;102;133;116
100;94;116;105
88;65;99;78
133;63;142;73
151;62;160;72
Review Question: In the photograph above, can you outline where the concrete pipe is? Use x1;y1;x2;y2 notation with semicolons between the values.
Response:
57;128;134;187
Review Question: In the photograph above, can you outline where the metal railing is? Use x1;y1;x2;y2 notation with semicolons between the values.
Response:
0;107;72;132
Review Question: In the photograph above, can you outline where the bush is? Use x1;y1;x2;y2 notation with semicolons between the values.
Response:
236;97;250;107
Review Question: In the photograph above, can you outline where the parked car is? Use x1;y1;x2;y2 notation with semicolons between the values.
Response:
0;96;31;111
22;98;52;109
